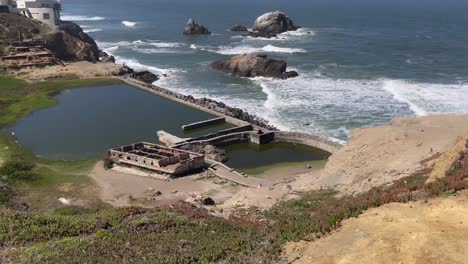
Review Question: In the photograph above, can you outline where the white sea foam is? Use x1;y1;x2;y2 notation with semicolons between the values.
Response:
122;21;137;27
278;28;316;39
249;72;468;140
190;44;306;55
382;79;468;116
83;28;102;33
61;15;105;21
96;40;186;54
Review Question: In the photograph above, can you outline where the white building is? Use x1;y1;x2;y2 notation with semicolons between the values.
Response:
0;0;62;27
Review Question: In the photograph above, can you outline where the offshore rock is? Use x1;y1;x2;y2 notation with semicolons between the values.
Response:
231;25;248;32
251;11;300;37
183;18;211;35
210;53;298;79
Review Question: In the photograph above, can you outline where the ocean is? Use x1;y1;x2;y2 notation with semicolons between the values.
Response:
61;0;468;141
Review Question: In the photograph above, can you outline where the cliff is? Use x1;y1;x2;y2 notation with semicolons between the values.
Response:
0;13;99;61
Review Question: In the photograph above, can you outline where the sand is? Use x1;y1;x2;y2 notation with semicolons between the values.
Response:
316;115;468;195
18;61;121;80
283;190;468;264
89;161;242;207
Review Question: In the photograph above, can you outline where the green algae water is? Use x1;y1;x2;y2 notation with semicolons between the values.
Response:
223;142;330;172
9;84;233;160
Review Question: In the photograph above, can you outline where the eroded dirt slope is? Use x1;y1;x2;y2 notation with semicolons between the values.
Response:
284;190;468;264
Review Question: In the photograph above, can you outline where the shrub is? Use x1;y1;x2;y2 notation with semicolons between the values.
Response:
0;161;35;175
54;206;92;216
0;160;37;182
103;156;113;170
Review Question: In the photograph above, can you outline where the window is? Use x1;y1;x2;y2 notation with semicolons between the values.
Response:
43;13;50;20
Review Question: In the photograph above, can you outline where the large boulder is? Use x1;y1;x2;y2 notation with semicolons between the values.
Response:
113;66;134;76
210;53;298;79
252;11;300;35
183;18;211;35
131;71;159;84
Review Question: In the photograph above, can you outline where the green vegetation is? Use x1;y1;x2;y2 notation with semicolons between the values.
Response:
0;170;464;263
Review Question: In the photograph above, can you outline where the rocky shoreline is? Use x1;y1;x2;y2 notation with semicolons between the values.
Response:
121;76;277;130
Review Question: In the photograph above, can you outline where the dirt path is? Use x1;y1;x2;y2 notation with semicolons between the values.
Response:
89;161;241;207
283;190;468;264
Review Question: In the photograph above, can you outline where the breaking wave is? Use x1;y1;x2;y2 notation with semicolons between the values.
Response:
250;72;468;140
122;21;137;27
96;40;186;54
190;44;306;55
61;15;105;21
83;28;102;33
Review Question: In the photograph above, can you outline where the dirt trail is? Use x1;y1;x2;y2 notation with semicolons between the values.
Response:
283;190;468;264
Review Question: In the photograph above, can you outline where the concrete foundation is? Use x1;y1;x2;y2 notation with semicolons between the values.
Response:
108;142;206;176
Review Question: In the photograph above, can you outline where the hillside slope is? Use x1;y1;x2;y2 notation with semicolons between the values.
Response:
0;13;99;61
318;115;468;194
284;190;468;264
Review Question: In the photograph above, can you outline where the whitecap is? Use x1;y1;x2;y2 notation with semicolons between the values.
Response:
61;15;105;21
191;44;306;55
83;28;102;33
97;40;186;54
122;21;137;27
381;79;468;116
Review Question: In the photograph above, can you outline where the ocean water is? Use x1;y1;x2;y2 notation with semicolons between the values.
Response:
61;0;468;141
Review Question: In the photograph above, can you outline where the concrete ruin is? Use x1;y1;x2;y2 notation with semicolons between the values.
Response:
108;142;206;176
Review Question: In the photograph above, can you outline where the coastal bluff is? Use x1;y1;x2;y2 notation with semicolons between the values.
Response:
0;13;99;61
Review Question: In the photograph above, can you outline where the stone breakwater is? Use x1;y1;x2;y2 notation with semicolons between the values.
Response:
121;76;277;130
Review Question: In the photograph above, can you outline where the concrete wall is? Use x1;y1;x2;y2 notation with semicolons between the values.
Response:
274;131;343;154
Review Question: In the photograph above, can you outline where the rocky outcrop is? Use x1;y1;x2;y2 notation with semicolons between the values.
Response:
130;71;159;84
113;66;134;76
44;21;99;61
183;18;211;35
210;54;298;79
180;144;227;162
249;11;300;38
0;14;99;61
99;51;115;63
231;25;248;32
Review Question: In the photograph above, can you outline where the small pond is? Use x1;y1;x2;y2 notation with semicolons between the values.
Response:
9;84;233;160
223;142;331;175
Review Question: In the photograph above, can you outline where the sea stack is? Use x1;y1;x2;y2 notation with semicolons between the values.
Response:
230;24;248;32
183;18;211;35
210;54;299;79
248;11;300;38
